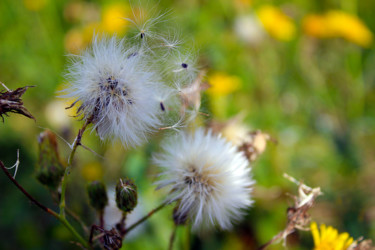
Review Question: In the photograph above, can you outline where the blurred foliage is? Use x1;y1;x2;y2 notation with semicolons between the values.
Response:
0;0;374;249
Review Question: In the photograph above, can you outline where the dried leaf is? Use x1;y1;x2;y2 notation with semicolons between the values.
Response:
179;70;208;113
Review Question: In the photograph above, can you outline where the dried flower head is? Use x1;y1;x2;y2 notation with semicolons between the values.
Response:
209;116;273;162
154;128;254;230
0;84;35;122
259;174;323;249
64;35;168;147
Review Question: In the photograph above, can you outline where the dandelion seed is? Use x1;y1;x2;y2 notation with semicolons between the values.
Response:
154;128;254;230
168;50;199;82
160;102;165;111
158;30;183;53
124;6;170;45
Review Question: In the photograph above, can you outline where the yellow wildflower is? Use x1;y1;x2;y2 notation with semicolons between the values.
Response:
64;3;129;53
207;73;241;96
256;5;296;41
326;11;373;47
311;222;354;250
101;3;129;34
303;14;333;38
303;11;373;47
23;0;47;11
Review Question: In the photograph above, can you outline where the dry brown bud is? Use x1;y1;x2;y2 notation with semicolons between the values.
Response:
208;116;274;162
259;174;323;249
0;84;35;122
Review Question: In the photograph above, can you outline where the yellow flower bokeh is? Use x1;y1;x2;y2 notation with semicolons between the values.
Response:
64;2;129;54
101;3;129;34
303;10;373;47
23;0;48;11
207;73;242;97
311;222;354;250
256;5;296;41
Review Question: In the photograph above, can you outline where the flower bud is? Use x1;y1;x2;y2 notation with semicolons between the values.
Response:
36;130;65;189
115;178;137;213
87;181;108;211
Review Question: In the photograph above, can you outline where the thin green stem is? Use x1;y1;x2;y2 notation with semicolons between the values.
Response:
125;200;169;235
185;225;190;250
57;216;89;248
59;120;90;218
168;224;178;250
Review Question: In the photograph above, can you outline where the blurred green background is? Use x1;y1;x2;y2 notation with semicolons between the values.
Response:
0;0;374;249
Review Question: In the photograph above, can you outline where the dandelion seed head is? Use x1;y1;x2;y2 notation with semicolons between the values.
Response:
64;35;168;147
154;128;254;230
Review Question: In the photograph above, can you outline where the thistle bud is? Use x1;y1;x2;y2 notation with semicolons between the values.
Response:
87;181;108;211
36;130;65;189
115;178;137;213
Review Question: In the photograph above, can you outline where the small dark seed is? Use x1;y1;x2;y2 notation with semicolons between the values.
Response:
127;52;138;59
160;102;165;111
181;63;188;69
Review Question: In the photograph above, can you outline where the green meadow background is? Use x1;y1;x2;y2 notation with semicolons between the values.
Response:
0;0;374;249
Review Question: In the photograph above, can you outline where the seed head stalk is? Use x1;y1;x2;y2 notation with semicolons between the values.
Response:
125;200;169;235
59;119;91;218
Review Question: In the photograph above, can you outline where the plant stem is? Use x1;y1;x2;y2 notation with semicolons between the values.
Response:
99;210;104;228
57;216;89;248
125;200;169;235
168;224;178;250
59;120;90;218
0;161;55;216
0;161;89;248
185;225;190;250
116;213;127;237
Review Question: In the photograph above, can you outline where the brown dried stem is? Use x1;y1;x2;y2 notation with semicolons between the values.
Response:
258;173;322;249
0;160;89;248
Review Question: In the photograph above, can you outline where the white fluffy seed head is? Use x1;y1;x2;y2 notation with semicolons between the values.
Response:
154;128;254;231
64;35;169;147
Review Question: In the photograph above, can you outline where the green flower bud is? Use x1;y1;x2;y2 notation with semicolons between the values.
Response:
36;130;65;189
87;181;108;211
115;178;137;213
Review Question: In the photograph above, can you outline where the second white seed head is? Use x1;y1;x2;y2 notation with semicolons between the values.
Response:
154;128;254;230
